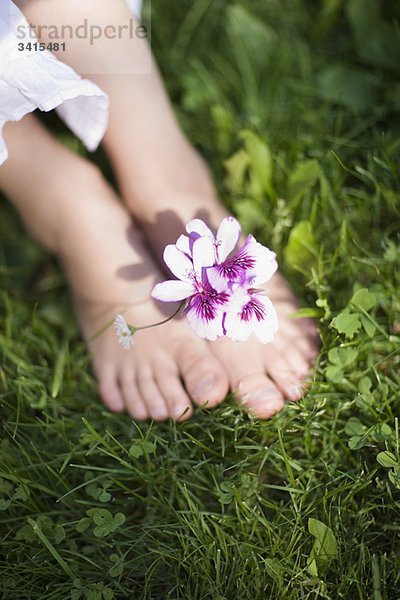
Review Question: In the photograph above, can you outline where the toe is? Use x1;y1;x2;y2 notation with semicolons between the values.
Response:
156;369;193;421
98;371;125;413
263;346;307;402
294;334;320;364
176;342;228;409
137;369;170;421
120;376;149;421
212;341;284;419
236;372;285;419
282;341;311;379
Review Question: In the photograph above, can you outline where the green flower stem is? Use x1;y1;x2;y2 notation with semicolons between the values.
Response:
89;301;186;343
89;316;117;343
133;301;186;333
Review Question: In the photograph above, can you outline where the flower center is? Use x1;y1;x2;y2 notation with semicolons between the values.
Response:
189;284;229;322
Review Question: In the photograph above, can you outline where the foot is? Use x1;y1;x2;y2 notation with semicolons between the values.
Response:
58;180;229;421
0;114;229;422
209;272;319;418
119;158;319;419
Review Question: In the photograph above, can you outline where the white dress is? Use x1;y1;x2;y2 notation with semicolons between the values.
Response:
0;0;142;165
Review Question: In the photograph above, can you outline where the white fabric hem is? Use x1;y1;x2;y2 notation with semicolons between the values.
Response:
0;0;143;165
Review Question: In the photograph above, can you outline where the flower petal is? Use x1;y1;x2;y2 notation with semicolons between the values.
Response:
151;280;195;302
240;235;278;285
252;295;279;343
206;265;231;292
223;292;278;344
176;234;191;256
216;216;241;261
163;244;194;282
224;285;250;312
186;305;224;341
186;218;214;239
192;236;216;277
114;314;134;350
223;312;253;342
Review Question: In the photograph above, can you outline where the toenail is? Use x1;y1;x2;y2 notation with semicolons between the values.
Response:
172;404;190;419
153;409;168;419
247;387;282;402
191;378;214;397
288;384;303;399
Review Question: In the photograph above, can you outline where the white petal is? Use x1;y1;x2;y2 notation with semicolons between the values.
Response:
205;266;227;292
119;334;134;350
163;244;194;282
114;314;129;331
224;312;252;342
192;236;216;276
253;296;279;343
253;249;278;286
176;234;191;256
216;216;241;261
243;236;278;285
223;285;250;312
186;218;214;239
186;306;224;341
114;315;134;350
151;280;195;302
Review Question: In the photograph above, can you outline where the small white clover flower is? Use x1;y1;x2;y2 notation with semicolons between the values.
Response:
114;314;134;350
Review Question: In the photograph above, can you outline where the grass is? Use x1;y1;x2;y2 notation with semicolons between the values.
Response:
1;0;400;598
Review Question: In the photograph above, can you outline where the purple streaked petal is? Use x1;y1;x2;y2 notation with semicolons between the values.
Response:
151;280;195;302
206;250;255;290
224;291;278;344
186;218;214;239
206;265;236;292
186;303;224;341
176;234;191;256
163;244;194;282
216;216;241;262
192;236;216;277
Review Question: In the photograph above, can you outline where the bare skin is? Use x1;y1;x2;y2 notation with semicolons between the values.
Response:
0;115;229;421
2;0;319;419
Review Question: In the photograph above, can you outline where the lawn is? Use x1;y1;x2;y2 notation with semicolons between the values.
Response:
1;0;400;598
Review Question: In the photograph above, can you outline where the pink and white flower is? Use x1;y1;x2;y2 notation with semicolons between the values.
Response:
151;236;232;340
150;216;279;344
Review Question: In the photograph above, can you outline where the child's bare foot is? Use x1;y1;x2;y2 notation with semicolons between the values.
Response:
61;193;229;422
209;273;318;418
0;116;228;421
98;70;320;419
133;195;319;419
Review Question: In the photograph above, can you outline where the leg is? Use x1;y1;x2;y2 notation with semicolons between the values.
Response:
0;114;228;420
20;0;319;417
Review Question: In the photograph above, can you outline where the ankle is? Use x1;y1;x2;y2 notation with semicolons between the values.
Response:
24;160;106;256
118;144;218;214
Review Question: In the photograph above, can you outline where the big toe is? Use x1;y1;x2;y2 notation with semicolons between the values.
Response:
176;341;228;409
98;368;125;413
